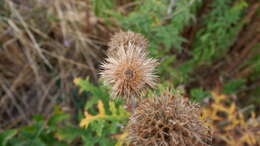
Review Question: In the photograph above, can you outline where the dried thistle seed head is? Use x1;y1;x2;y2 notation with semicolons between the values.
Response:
126;91;212;146
100;43;158;100
108;31;148;56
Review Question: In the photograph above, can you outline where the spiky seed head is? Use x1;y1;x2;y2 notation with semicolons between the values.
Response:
100;43;158;100
107;31;148;56
126;91;212;146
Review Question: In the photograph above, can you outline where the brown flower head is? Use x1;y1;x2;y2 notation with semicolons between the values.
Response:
100;42;158;100
126;91;212;146
107;31;148;56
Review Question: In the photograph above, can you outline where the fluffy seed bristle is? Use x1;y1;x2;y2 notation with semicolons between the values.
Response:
100;42;158;100
126;91;212;146
107;31;148;56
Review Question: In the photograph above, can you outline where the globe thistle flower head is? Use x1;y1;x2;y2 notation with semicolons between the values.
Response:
107;31;148;56
100;43;158;100
126;91;212;146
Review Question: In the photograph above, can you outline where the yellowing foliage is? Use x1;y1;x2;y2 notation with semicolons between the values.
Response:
80;100;106;128
73;77;81;85
114;132;128;146
80;100;129;129
202;91;260;146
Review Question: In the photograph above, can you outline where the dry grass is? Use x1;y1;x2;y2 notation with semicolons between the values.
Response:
0;0;115;130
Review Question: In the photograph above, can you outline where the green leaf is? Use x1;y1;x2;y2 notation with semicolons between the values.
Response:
57;126;85;142
223;79;246;94
190;88;211;102
47;113;70;126
0;129;17;146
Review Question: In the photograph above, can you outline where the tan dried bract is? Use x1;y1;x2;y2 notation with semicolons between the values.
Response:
100;42;158;100
107;31;148;56
126;91;212;146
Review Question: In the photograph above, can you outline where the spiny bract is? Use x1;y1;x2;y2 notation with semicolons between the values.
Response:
100;42;158;100
107;31;148;56
126;91;212;146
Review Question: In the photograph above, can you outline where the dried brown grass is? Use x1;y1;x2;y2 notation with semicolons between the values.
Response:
0;0;114;130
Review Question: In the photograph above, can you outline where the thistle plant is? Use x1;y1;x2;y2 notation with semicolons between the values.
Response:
126;91;212;146
100;31;212;145
100;31;158;101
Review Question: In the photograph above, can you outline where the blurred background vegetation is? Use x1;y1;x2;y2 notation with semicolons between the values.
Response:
0;0;259;145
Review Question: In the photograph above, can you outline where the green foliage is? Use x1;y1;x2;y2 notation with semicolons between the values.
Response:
176;0;247;85
190;88;211;102
74;78;129;146
0;106;85;146
74;77;110;113
91;0;116;17
223;79;246;94
0;129;17;146
242;44;260;80
192;0;247;64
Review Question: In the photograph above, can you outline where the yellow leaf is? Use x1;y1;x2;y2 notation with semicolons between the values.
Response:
54;132;64;141
98;100;105;115
80;100;107;128
115;132;128;146
211;103;228;113
211;91;227;103
73;77;81;85
240;133;255;145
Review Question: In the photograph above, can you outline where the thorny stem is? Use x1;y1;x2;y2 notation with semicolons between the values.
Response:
126;95;137;113
131;95;136;112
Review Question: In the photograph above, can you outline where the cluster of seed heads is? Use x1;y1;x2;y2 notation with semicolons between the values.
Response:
100;31;212;146
100;31;158;100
